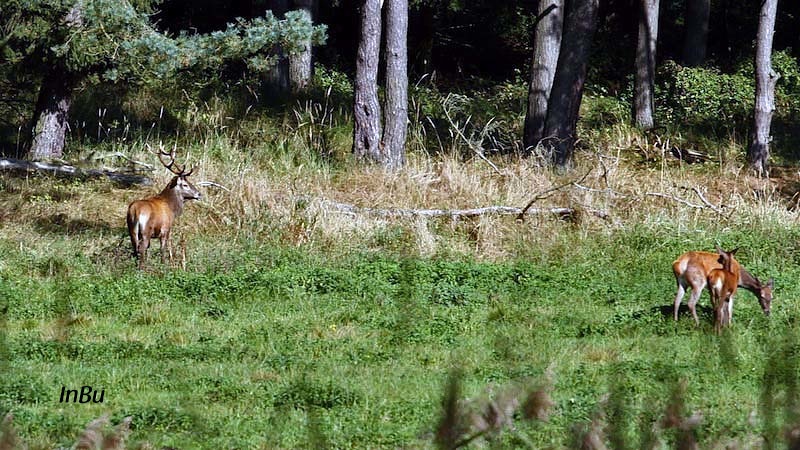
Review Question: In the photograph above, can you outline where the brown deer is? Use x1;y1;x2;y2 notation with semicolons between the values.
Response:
672;247;773;325
126;148;202;269
707;248;740;333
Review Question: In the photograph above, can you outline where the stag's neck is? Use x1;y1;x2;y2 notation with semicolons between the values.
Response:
159;186;185;217
738;268;760;293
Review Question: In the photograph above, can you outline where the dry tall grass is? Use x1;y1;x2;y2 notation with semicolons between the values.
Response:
1;96;793;265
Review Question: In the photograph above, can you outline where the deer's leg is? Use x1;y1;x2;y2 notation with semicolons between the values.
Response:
673;281;687;321
687;285;704;326
718;297;726;329
137;234;149;269
727;295;734;325
161;231;170;265
129;230;139;258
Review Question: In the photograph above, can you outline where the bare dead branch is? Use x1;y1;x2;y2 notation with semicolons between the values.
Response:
89;151;154;171
197;181;231;191
690;186;727;216
645;192;704;210
573;183;626;198
645;187;728;217
517;168;592;221
319;198;613;223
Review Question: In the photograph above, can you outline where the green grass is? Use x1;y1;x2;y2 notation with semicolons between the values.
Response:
1;83;799;446
1;216;799;448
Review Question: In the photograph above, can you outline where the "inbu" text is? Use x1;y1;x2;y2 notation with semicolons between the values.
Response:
59;386;105;404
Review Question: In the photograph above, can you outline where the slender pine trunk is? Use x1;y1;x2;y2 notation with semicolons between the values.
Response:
542;0;600;168
633;0;659;129
381;0;408;169
747;0;779;177
523;0;564;153
353;0;383;162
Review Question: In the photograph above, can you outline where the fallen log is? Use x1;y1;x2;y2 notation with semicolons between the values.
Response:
0;157;152;186
320;198;614;223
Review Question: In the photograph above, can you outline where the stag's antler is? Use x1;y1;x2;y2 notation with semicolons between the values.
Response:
147;143;191;176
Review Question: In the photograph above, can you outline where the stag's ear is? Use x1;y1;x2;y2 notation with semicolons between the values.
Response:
729;247;739;256
767;278;774;288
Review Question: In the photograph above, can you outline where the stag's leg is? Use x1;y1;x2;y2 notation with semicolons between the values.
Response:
161;231;172;266
129;232;139;258
127;214;138;258
673;281;687;321
137;234;149;269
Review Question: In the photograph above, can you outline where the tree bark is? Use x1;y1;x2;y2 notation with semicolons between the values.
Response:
523;0;564;152
353;0;383;162
747;0;779;177
265;0;291;100
682;0;710;67
28;74;76;160
633;0;659;129
542;0;600;168
288;0;315;93
27;2;84;160
381;0;409;169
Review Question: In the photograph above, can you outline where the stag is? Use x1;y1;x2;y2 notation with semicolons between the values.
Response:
126;148;202;268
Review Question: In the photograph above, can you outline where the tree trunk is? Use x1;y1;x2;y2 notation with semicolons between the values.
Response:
542;0;600;168
747;0;779;177
633;0;660;129
523;0;564;152
682;0;710;67
265;0;291;100
288;0;315;93
28;74;75;160
353;0;383;162
27;2;84;160
381;0;408;169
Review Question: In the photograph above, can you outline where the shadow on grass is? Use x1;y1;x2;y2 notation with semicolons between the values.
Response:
32;214;119;236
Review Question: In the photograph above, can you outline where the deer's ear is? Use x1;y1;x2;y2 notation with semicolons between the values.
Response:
730;247;739;256
767;278;774;288
715;244;724;255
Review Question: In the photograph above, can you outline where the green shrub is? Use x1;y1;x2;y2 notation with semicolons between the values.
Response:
658;60;753;130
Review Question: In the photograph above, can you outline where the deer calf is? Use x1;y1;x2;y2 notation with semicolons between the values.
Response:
127;148;202;269
707;248;740;333
672;247;773;325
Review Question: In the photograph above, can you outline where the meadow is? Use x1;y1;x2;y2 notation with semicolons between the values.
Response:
1;95;800;449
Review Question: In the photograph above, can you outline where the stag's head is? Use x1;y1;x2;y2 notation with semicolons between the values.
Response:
155;146;202;201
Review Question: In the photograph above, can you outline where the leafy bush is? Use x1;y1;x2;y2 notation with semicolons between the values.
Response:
657;60;754;130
